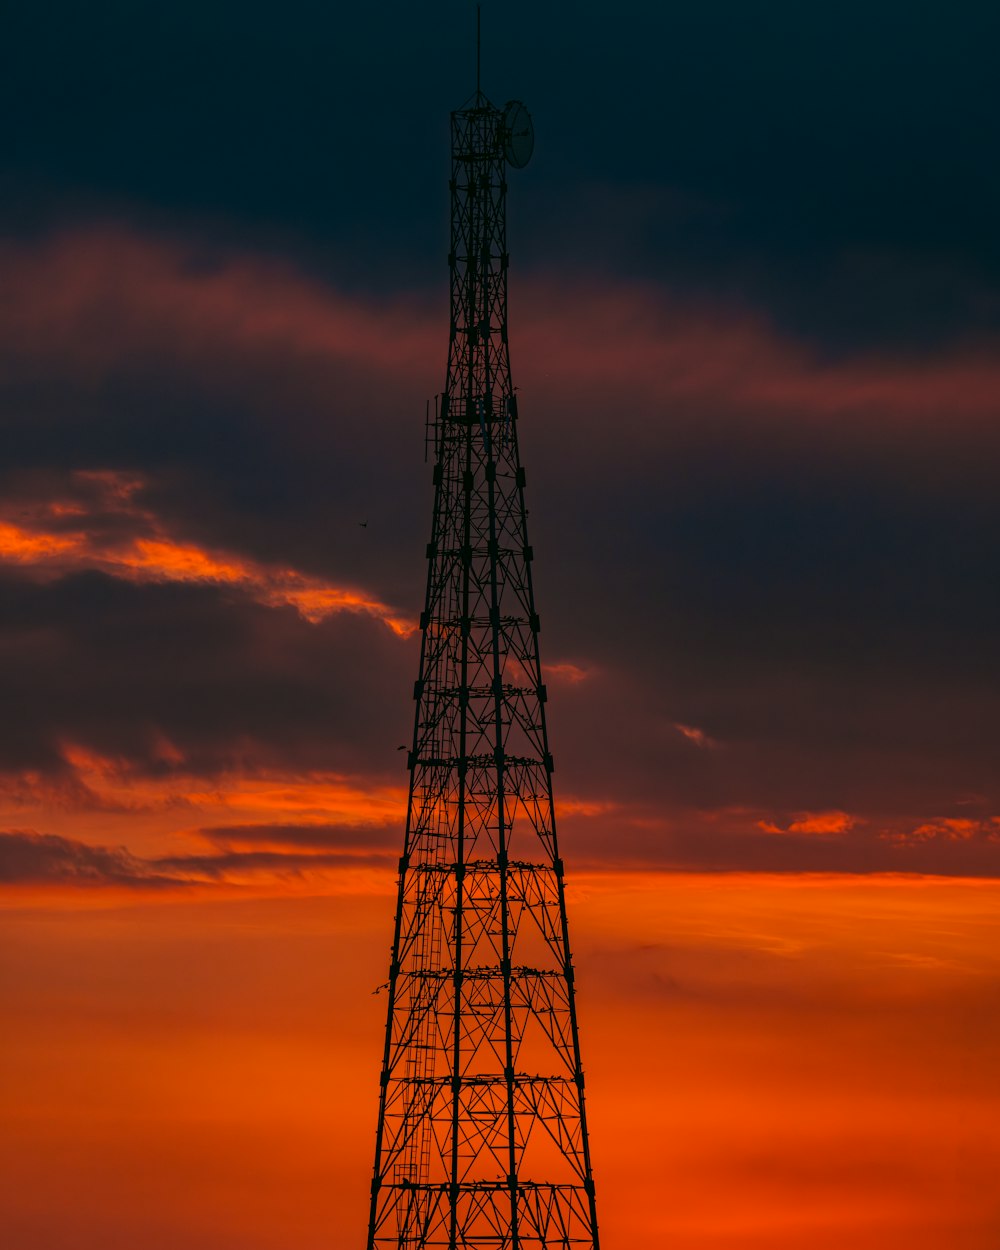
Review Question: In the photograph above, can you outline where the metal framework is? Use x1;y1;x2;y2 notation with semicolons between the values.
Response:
366;85;600;1250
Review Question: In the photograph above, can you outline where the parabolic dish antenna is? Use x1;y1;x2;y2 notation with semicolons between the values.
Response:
503;100;534;168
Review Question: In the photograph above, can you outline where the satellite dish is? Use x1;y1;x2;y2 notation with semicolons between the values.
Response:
502;100;534;168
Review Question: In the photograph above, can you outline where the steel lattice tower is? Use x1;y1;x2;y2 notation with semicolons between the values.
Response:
365;73;600;1250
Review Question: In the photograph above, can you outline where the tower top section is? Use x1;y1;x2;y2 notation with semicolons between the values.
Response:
459;5;534;168
453;93;534;170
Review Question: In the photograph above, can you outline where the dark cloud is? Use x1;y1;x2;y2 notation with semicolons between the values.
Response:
0;828;395;888
0;230;997;873
0;566;416;779
558;809;1000;877
0;228;433;600
153;848;393;879
3;1;998;349
198;823;400;850
4;810;997;889
0;829;180;887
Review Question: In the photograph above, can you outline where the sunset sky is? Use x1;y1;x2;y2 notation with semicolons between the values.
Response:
2;2;999;1247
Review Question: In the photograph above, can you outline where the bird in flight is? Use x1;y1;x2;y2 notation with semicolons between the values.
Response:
359;521;368;528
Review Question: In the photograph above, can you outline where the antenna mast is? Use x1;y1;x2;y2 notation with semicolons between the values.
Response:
365;31;599;1250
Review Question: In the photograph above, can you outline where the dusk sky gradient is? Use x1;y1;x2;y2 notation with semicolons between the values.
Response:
2;2;999;1247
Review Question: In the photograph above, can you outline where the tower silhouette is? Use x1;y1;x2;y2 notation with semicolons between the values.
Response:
366;68;600;1250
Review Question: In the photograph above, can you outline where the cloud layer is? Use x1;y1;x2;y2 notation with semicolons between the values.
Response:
0;225;997;882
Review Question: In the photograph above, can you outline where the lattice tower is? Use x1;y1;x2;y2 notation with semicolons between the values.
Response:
365;81;601;1250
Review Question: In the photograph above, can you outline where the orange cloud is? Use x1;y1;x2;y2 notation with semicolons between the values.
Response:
543;661;591;684
0;520;81;561
674;722;719;749
758;810;857;835
3;227;1000;466
884;817;997;847
0;227;438;382
0;740;409;877
517;277;1000;429
0;472;415;635
123;538;248;583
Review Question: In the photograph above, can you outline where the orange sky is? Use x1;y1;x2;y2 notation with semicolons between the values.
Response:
3;871;999;1250
1;223;999;1249
0;384;997;1249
